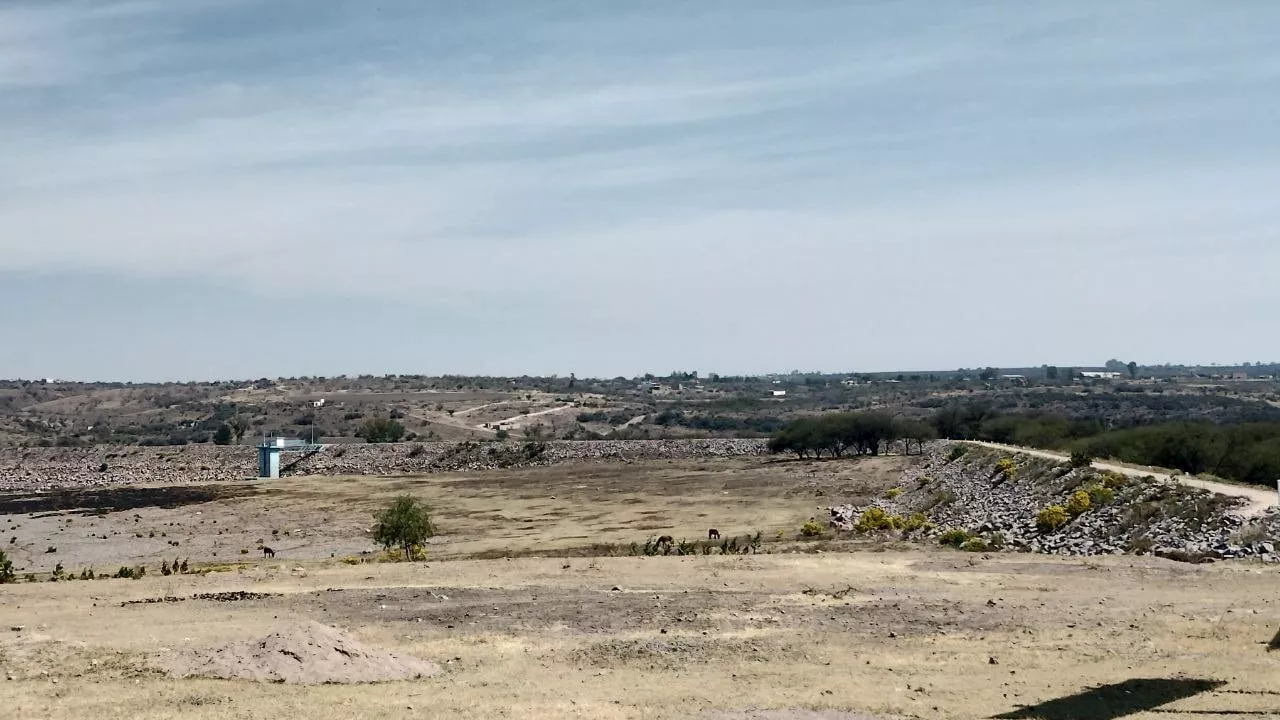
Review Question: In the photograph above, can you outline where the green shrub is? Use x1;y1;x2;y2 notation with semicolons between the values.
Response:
1069;450;1094;469
855;507;902;532
995;457;1016;479
938;528;972;548
800;520;825;537
884;487;903;499
1102;471;1128;490
0;550;14;584
1036;505;1069;532
1085;484;1115;506
961;537;989;552
901;512;931;532
947;446;969;462
372;495;436;561
1066;490;1092;516
916;475;934;487
114;566;146;580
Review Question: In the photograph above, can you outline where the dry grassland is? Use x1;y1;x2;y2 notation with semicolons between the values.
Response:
2;456;1279;719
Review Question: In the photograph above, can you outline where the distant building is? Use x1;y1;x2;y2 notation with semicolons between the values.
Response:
772;390;787;397
1080;371;1123;380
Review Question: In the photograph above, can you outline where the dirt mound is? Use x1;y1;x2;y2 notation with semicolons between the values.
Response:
164;621;440;684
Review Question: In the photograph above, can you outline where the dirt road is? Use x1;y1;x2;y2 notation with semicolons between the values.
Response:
480;403;577;431
968;441;1277;517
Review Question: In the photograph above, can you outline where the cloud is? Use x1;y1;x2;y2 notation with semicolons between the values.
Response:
1;0;1278;376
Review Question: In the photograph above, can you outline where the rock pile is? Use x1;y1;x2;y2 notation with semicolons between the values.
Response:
0;439;768;491
831;443;1278;562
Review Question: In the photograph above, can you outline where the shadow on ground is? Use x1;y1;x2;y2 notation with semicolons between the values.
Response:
993;678;1226;720
0;484;259;516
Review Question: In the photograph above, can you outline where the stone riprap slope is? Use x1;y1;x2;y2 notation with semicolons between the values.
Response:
830;443;1280;562
0;439;767;491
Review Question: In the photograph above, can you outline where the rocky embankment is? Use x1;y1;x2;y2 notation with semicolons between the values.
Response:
0;439;768;492
830;443;1280;562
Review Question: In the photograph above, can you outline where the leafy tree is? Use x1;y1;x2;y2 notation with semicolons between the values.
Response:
359;418;405;443
212;423;233;446
978;367;999;381
896;418;936;455
373;496;436;560
1127;361;1138;379
1045;365;1059;381
768;412;901;458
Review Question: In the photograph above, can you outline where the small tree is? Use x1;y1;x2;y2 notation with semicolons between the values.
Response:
212;423;233;446
1069;449;1094;469
373;496;436;560
228;416;250;444
0;549;14;584
359;418;405;444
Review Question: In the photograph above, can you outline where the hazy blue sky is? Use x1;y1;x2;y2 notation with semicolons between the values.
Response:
1;1;1277;381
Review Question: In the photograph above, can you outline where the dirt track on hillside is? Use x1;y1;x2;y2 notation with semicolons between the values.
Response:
969;441;1277;517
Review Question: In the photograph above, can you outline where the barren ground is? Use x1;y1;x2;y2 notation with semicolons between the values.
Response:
2;456;1280;719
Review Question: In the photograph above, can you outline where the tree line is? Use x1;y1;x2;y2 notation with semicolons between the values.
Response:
768;412;935;458
930;402;1280;488
772;405;1280;488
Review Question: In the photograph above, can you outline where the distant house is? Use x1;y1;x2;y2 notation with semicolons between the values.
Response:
772;390;787;397
1080;371;1123;380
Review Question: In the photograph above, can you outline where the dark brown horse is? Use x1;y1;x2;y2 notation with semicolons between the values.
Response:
708;529;721;540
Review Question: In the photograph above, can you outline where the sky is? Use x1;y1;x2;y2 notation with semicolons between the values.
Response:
1;1;1278;381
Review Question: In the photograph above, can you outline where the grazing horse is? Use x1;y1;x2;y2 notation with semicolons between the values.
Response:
261;546;276;559
656;535;674;548
708;529;721;540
